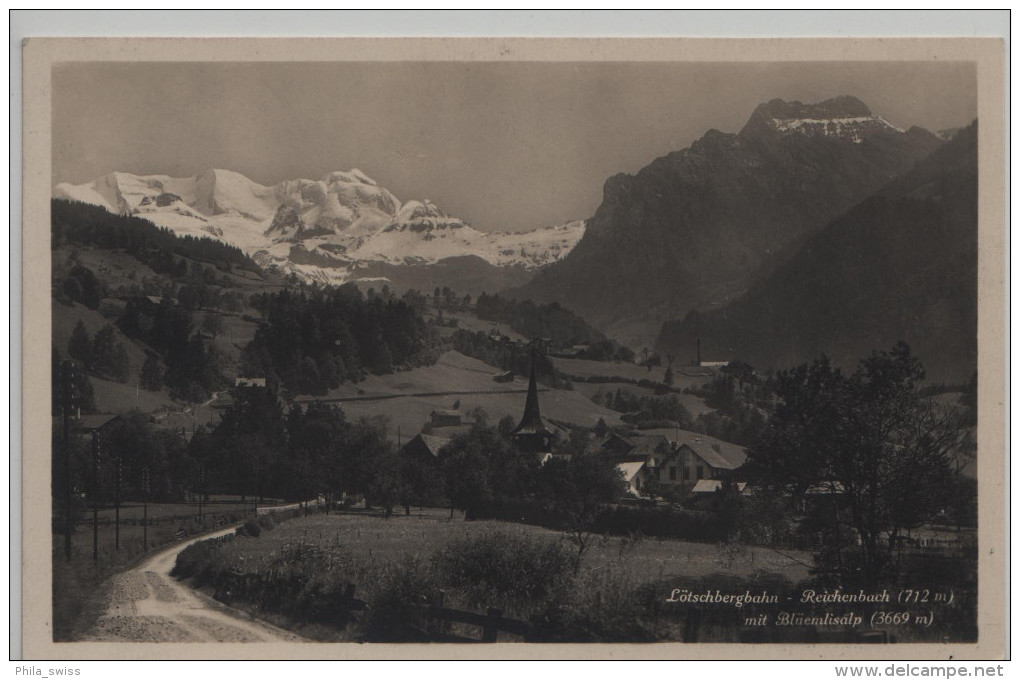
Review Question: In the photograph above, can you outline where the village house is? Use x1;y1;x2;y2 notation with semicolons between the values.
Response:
400;433;451;465
674;433;747;484
550;343;590;359
618;461;647;496
429;410;462;428
600;428;748;497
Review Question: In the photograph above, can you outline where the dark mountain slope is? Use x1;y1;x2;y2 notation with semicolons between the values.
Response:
509;97;942;345
655;122;978;383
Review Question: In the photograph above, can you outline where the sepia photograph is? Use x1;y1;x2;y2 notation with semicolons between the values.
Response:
19;34;1006;661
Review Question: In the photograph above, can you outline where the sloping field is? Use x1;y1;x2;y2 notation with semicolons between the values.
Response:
193;511;814;592
552;356;713;386
427;309;528;342
90;377;176;414
571;382;715;418
303;351;623;439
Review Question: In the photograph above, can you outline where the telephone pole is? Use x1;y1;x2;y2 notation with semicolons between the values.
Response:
142;467;150;551
114;456;121;551
59;361;76;563
91;430;101;562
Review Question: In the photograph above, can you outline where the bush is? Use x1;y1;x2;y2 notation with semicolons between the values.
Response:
257;513;276;531
530;570;662;642
172;534;236;581
237;519;262;537
433;529;574;611
357;556;441;642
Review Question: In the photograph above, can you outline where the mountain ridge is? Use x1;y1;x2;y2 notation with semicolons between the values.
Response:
507;96;944;348
655;121;978;382
55;168;586;287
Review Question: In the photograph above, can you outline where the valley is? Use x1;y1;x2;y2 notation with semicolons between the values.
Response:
47;92;980;646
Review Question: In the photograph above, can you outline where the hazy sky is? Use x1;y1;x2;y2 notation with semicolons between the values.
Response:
53;61;976;232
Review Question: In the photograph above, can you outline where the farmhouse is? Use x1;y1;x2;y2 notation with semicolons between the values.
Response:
691;480;749;495
235;376;267;388
430;410;462;428
617;461;647;495
603;428;747;495
596;432;672;462
68;413;121;435
676;434;747;483
401;433;451;464
551;344;590;359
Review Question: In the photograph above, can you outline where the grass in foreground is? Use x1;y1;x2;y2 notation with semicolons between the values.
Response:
173;509;813;642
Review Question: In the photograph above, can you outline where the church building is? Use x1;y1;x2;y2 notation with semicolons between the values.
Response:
511;352;554;454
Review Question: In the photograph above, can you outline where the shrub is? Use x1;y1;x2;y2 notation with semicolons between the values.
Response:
237;519;262;537
357;556;441;642
256;513;276;531
433;529;574;611
172;534;236;581
530;570;661;642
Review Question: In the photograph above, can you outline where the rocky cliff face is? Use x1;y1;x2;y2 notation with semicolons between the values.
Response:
509;97;943;347
655;122;977;382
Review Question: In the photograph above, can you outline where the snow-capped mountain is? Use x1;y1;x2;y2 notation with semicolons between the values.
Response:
739;95;904;143
54;169;585;285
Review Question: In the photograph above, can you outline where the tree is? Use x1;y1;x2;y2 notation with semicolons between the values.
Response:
400;454;446;513
91;324;130;382
141;355;165;391
537;452;624;573
68;321;92;367
748;343;966;587
201;312;224;338
366;450;406;517
66;265;103;309
440;436;492;518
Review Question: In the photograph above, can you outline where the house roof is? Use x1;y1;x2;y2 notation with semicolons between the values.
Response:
410;433;451;458
692;480;748;494
629;434;672;456
616;461;645;481
805;481;846;495
69;414;121;433
641;427;747;470
430;410;461;418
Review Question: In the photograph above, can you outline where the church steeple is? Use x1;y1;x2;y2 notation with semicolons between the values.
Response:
512;345;553;452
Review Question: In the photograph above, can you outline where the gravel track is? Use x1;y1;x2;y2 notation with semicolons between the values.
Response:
83;519;305;643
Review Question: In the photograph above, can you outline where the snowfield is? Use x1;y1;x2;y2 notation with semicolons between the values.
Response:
55;168;586;284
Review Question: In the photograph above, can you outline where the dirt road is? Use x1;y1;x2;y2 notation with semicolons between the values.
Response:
84;518;304;642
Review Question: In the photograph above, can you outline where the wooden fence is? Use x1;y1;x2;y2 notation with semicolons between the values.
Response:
405;590;531;642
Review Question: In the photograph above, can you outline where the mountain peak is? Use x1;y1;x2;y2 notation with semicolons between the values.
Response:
740;96;902;143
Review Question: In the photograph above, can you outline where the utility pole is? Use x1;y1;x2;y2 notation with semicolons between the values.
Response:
251;451;259;516
197;462;204;522
60;361;75;563
92;430;101;562
114;456;121;551
142;467;150;551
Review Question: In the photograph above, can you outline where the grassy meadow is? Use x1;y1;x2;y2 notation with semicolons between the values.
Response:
172;509;813;642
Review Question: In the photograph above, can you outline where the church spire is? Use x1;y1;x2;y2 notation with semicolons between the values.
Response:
512;344;553;440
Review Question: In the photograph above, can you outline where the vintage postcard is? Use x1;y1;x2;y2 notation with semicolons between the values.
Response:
20;37;1006;660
